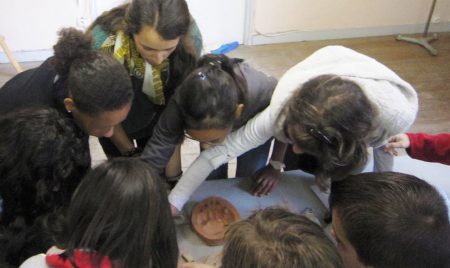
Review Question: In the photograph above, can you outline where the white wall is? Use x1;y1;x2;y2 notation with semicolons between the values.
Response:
0;0;81;61
251;0;450;44
1;0;450;62
187;0;245;51
0;0;245;62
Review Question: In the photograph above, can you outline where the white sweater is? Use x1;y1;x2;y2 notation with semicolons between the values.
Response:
169;45;418;210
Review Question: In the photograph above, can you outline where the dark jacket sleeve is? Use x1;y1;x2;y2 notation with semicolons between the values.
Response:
141;98;184;173
406;132;450;165
234;63;278;128
0;59;59;114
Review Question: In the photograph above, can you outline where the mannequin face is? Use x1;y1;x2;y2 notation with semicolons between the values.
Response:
133;25;180;66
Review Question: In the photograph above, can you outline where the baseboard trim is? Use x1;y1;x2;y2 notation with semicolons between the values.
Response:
0;49;53;64
249;22;450;45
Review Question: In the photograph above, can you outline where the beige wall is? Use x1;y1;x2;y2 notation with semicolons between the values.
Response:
0;0;245;62
2;0;450;61
0;0;80;51
254;0;450;34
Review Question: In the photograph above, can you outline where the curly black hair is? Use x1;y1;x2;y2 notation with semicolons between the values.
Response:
0;107;91;265
52;28;134;115
0;107;90;225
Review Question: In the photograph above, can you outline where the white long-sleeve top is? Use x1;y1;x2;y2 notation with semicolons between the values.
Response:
169;45;418;210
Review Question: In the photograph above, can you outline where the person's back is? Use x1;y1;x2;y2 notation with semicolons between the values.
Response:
0;59;58;112
330;172;450;268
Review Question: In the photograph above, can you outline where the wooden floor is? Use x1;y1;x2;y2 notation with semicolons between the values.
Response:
1;33;449;166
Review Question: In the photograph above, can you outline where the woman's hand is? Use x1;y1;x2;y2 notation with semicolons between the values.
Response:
384;133;410;156
251;165;281;196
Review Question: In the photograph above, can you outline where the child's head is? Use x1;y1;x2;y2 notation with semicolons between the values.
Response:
61;158;178;268
221;208;343;268
282;75;376;187
0;107;90;226
177;54;247;146
53;28;134;138
330;172;450;268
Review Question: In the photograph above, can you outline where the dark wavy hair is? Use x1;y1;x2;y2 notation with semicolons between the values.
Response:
282;75;376;188
176;54;248;130
222;207;344;268
88;0;198;95
59;158;178;268
52;28;133;115
330;172;450;268
0;107;90;265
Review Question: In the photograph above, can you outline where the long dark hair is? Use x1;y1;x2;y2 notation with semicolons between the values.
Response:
88;0;198;94
176;54;248;130
60;158;178;268
52;28;133;115
283;75;376;187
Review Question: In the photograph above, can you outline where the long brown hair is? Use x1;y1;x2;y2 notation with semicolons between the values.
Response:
282;75;376;188
88;0;198;94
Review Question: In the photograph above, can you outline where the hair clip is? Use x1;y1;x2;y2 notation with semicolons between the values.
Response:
208;60;222;68
198;71;207;80
309;128;334;147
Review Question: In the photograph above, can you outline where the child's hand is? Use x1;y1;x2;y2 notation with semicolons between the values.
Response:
384;133;411;156
251;165;281;196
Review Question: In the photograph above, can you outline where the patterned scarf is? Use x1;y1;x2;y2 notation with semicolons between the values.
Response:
100;30;168;105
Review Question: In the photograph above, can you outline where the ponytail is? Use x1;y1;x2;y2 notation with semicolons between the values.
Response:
177;54;249;130
52;28;93;78
198;54;248;107
51;28;133;115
